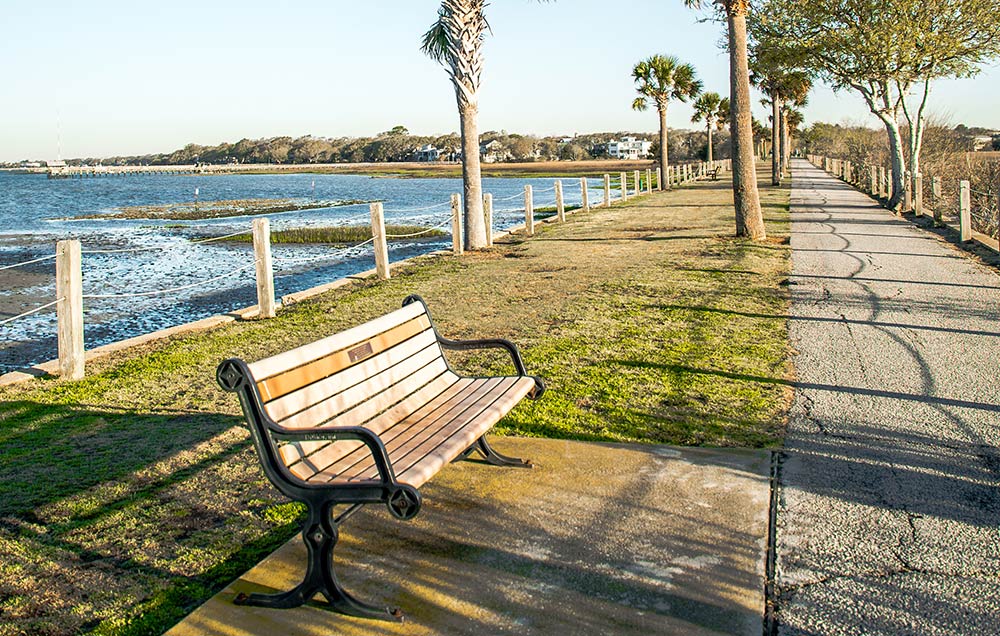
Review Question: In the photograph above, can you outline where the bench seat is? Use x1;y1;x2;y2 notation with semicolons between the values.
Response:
280;374;537;488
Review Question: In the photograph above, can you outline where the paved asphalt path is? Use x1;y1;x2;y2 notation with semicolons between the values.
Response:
775;159;1000;635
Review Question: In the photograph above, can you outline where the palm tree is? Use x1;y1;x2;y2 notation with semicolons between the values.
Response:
685;0;765;240
631;55;702;187
422;1;490;250
691;92;730;163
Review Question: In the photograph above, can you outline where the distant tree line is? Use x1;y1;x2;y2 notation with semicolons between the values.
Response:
46;126;731;167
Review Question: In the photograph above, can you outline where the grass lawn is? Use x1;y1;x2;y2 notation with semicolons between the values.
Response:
0;165;791;635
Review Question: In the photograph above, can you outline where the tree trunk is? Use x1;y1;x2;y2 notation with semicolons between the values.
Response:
707;123;714;164
882;118;906;211
770;90;780;186
659;106;670;189
728;8;766;239
458;103;486;249
780;106;789;177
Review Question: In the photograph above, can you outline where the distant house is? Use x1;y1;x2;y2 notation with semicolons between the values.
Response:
44;159;67;168
415;144;441;162
972;135;997;151
607;137;652;160
480;140;512;163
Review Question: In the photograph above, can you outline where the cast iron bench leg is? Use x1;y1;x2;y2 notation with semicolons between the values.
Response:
476;436;533;468
235;502;403;621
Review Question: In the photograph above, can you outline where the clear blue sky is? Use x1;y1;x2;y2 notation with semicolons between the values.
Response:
2;0;998;162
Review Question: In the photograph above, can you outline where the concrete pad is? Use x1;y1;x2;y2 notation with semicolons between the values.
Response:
166;438;770;636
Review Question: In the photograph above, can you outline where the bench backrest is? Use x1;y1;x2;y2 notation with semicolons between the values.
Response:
247;301;451;435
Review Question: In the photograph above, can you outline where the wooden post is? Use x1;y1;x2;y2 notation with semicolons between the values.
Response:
633;170;640;195
603;174;611;207
932;176;943;225
870;166;878;195
913;173;923;217
656;167;662;191
368;203;390;280
996;186;1000;251
483;193;494;246
555;180;565;222
879;166;887;199
959;180;971;242
580;177;589;213
620;172;628;201
56;239;84;380
252;218;277;314
524;185;535;235
904;171;912;212
646;168;652;193
451;193;464;254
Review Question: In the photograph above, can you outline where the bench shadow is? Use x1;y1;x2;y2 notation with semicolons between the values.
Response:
0;400;244;519
214;443;770;635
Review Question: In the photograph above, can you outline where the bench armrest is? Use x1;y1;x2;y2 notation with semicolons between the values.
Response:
270;425;398;486
402;294;545;398
437;336;546;398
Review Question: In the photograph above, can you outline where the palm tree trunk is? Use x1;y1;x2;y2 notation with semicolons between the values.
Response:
659;106;670;189
458;103;486;249
780;107;789;177
770;90;780;186
707;123;714;164
728;6;766;239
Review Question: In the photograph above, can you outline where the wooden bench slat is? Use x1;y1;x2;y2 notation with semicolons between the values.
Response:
271;339;445;430
278;357;454;473
315;377;516;485
247;301;426;382
265;329;439;423
395;378;536;488
352;378;522;484
292;376;475;480
392;377;535;484
257;314;433;402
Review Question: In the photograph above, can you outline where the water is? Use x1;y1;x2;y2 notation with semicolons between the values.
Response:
0;170;599;373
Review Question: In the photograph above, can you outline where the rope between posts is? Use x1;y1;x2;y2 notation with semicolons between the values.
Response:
273;237;378;268
382;199;452;214
0;299;62;326
0;254;57;271
493;191;528;202
82;263;257;299
81;229;251;254
384;216;454;238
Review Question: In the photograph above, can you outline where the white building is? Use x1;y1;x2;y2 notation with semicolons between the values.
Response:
415;145;441;161
607;137;652;160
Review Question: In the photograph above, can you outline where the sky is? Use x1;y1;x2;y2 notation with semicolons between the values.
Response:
2;0;998;162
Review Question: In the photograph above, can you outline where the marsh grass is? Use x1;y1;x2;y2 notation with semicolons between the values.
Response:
0;165;790;635
209;224;446;245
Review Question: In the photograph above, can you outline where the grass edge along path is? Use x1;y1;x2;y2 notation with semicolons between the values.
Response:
0;166;791;636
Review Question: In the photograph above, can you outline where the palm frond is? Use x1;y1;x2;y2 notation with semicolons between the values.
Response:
420;10;449;63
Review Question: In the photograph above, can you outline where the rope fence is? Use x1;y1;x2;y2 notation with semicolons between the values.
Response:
0;254;57;271
807;153;1000;248
0;299;62;327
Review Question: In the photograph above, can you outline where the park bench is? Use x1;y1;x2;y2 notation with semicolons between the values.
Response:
707;166;721;180
216;295;544;621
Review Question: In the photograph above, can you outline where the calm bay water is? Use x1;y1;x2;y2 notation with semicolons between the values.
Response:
0;170;595;373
